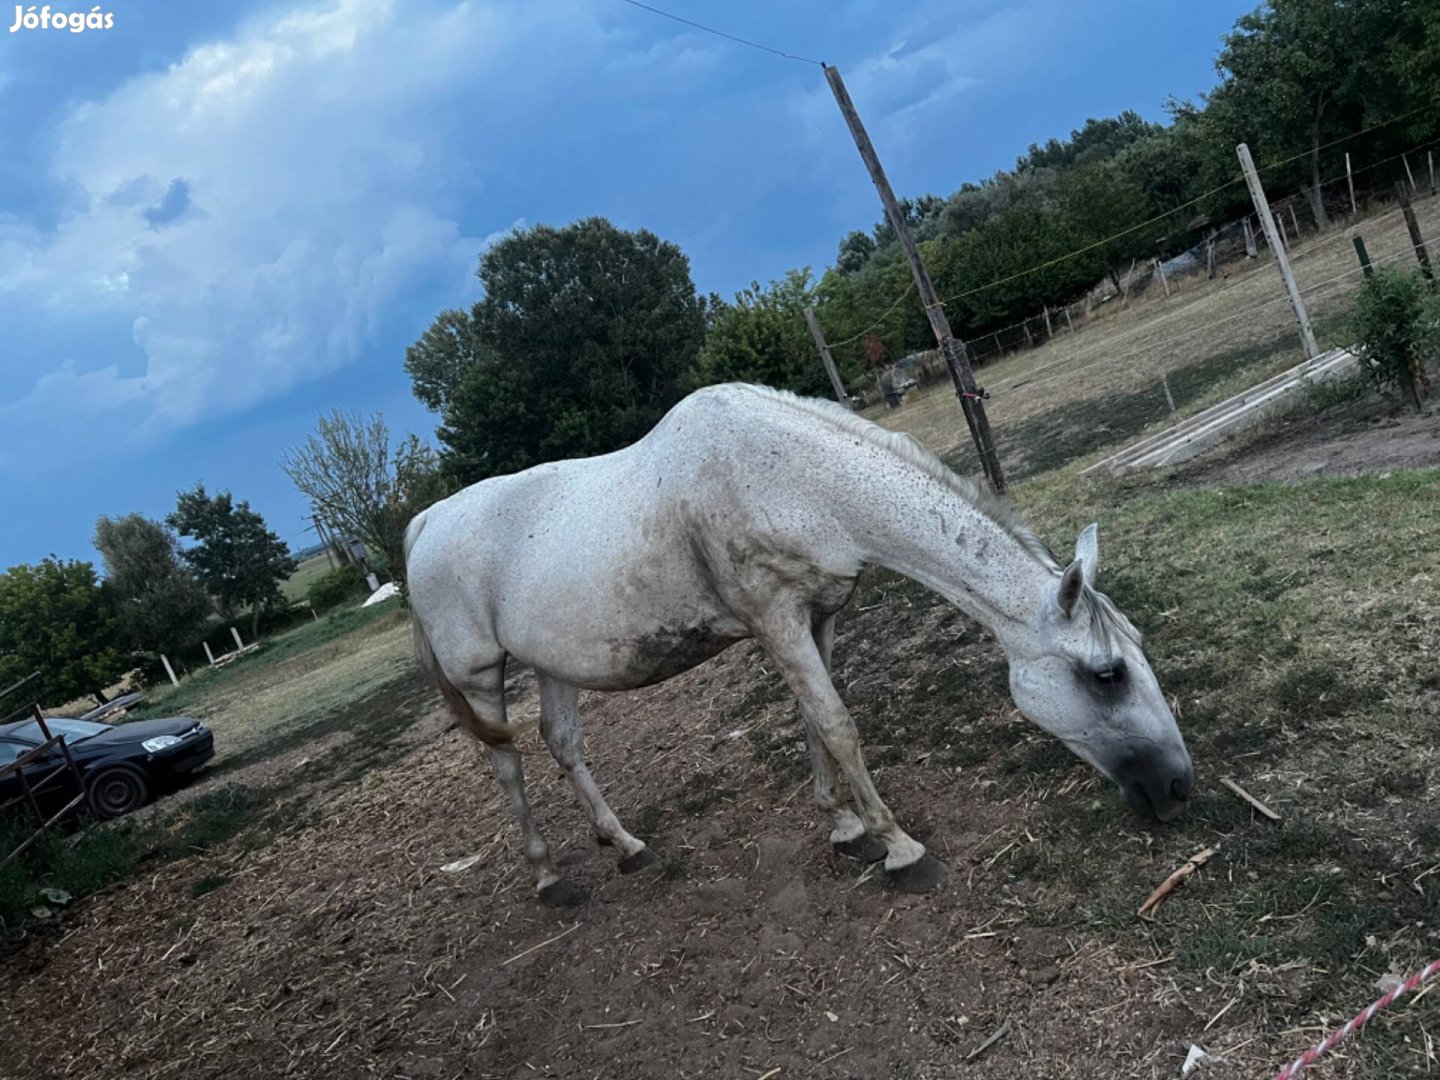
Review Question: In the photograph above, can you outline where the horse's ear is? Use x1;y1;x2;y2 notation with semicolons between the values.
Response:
1057;558;1085;617
1074;523;1099;585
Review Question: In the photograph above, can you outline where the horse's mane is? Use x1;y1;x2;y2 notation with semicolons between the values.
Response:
729;383;1062;572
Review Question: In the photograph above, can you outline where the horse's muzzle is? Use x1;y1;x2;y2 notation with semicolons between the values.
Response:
1115;748;1195;823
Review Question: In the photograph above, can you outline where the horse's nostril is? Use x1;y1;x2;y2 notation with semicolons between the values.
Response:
1170;777;1190;802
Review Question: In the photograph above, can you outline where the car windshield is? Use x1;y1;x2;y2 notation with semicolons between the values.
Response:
5;718;110;745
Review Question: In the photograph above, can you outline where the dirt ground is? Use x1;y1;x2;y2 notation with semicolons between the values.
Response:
1179;391;1440;486
0;641;1248;1080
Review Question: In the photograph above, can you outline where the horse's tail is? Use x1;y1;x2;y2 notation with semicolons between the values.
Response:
405;509;515;749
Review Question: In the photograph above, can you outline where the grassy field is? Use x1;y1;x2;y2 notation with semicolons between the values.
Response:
280;551;335;603
869;190;1440;478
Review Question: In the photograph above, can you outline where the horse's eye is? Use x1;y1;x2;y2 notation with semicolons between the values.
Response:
1092;664;1126;686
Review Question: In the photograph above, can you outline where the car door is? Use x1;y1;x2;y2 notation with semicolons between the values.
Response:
0;738;80;819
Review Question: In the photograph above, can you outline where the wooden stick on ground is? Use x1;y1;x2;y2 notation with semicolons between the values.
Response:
1220;777;1281;821
501;922;580;966
1138;847;1217;918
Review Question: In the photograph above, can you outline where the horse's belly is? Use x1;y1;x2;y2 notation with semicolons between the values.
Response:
608;621;751;689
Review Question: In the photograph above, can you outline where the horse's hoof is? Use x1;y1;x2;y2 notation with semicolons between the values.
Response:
886;853;950;894
537;880;589;907
618;847;658;875
832;834;889;863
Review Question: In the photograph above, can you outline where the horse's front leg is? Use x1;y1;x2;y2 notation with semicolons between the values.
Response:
758;613;948;893
810;615;886;862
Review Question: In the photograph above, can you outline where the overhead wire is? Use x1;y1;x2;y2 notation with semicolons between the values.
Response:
615;0;821;65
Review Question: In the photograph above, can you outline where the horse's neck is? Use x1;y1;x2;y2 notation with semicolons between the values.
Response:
835;451;1052;637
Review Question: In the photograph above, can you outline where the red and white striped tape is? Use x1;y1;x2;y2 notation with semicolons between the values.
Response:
1274;958;1440;1079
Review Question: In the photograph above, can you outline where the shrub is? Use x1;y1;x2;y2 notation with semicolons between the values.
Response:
306;566;368;613
1349;268;1437;409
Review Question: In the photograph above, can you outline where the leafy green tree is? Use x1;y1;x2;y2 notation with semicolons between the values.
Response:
423;218;705;483
1018;112;1162;172
0;559;128;707
280;411;446;582
1203;0;1422;228
166;486;296;635
93;514;211;658
1057;160;1154;290
688;270;856;397
835;230;876;275
403;308;489;416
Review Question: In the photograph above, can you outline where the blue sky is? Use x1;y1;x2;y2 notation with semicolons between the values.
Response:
0;0;1255;568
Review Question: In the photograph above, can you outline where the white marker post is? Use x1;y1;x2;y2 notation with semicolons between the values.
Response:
1237;143;1319;359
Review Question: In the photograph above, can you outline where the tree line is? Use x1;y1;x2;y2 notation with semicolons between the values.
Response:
401;0;1440;489
0;487;296;707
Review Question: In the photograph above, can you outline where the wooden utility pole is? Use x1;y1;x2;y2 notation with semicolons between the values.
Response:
822;63;1005;493
1237;143;1319;359
803;306;851;409
1395;184;1433;282
1345;153;1357;215
311;515;337;570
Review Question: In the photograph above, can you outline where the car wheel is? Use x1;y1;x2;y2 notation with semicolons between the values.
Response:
87;767;149;819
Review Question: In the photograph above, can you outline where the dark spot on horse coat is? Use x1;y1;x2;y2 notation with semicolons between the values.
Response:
618;623;747;687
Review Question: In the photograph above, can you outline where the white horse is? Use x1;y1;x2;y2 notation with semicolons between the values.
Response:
405;384;1194;905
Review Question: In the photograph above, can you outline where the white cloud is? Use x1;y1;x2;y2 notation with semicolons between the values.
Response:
0;0;611;433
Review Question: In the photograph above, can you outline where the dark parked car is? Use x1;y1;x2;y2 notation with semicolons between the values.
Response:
0;715;214;820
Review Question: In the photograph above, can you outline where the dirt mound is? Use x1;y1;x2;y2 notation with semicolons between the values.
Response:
1181;391;1439;486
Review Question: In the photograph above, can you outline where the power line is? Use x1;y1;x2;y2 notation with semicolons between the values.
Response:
826;283;915;349
615;0;821;65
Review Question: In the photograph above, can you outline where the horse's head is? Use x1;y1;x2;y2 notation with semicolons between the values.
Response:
1004;524;1194;822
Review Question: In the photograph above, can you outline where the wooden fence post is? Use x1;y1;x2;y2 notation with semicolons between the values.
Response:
823;63;1005;492
1346;152;1357;215
203;642;216;666
1156;257;1171;298
1237;143;1319;359
160;655;180;688
1403;155;1418;195
1042;305;1053;338
1243;217;1257;258
803;306;852;409
1395;184;1433;282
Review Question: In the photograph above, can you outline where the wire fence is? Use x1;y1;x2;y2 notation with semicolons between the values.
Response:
861;142;1439;432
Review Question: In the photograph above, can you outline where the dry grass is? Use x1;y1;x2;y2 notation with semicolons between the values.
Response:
136;604;414;769
281;552;336;603
869;191;1440;476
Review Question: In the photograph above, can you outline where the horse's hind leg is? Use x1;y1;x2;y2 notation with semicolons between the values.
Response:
811;615;885;863
537;675;654;874
454;665;583;907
